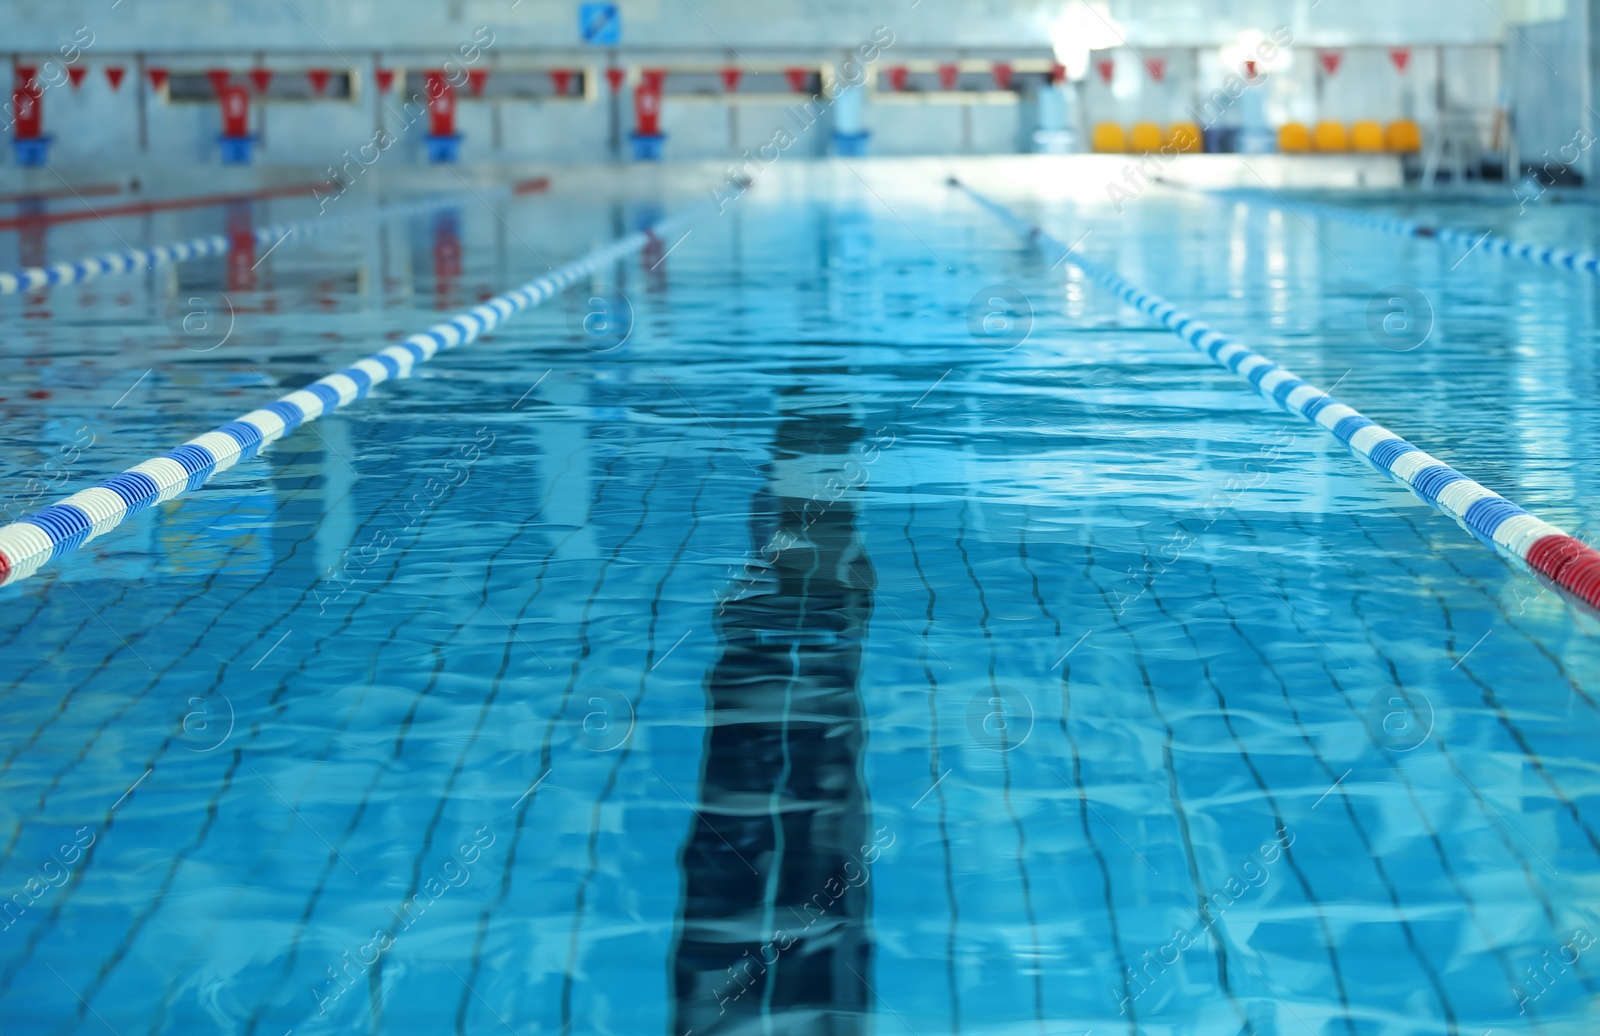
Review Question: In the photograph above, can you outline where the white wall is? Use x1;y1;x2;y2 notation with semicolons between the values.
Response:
0;0;1556;168
3;0;1516;51
1504;0;1594;180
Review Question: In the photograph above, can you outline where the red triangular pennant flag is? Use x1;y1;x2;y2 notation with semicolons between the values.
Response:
66;66;87;90
1318;51;1342;75
207;68;231;96
937;63;960;90
375;68;395;92
466;68;489;96
105;66;126;91
1389;48;1411;72
605;67;626;91
720;68;741;92
887;66;909;91
1244;59;1259;80
16;66;37;92
1050;62;1066;84
307;68;331;94
148;68;169;91
1096;58;1114;84
1145;57;1165;82
550;69;573;95
250;68;272;93
992;62;1013;90
785;67;809;92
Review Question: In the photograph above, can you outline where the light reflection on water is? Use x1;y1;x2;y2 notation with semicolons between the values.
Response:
0;167;1596;1034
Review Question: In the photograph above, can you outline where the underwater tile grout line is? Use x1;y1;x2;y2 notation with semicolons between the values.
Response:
1184;183;1600;278
0;203;704;588
0;191;461;295
952;178;1600;616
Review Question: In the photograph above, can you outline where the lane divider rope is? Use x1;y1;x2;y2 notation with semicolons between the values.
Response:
0;181;333;232
0;194;457;296
0;206;699;588
954;179;1600;614
1191;184;1600;278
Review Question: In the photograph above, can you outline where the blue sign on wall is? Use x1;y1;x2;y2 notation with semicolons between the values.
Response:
579;2;621;45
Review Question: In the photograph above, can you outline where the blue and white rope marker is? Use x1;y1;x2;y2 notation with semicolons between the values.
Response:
0;195;459;296
1208;188;1600;279
956;179;1600;613
0;207;698;587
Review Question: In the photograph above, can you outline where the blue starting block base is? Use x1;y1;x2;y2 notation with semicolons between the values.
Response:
218;135;256;165
425;134;463;164
12;137;52;167
628;132;665;161
833;131;870;157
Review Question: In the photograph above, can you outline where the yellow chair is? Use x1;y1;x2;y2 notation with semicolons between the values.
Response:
1386;119;1422;153
1166;122;1202;152
1312;121;1349;152
1278;122;1311;153
1092;123;1127;153
1129;122;1162;152
1351;120;1384;152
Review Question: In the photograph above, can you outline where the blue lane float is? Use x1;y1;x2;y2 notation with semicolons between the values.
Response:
12;136;51;167
0;194;458;297
628;132;666;161
218;134;257;165
833;131;870;157
1203;187;1600;278
954;179;1600;614
0;205;700;588
425;133;463;164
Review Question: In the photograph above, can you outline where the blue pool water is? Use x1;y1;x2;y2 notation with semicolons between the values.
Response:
2;163;1599;1035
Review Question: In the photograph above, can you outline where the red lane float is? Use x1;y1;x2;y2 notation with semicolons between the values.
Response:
0;184;120;205
225;203;256;291
219;84;249;137
630;69;665;159
1526;536;1600;609
11;68;47;167
427;71;455;136
217;81;253;163
12;85;42;139
0;183;332;231
635;87;660;134
424;71;461;163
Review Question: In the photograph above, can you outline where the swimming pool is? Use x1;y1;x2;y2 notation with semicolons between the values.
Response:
1;159;1598;1035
